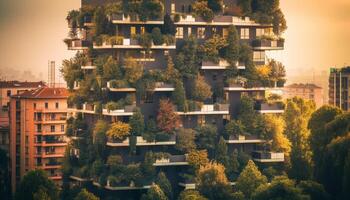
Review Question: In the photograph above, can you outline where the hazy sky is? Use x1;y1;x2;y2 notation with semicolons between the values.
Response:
0;0;349;83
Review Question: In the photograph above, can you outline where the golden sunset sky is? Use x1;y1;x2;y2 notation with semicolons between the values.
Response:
0;0;349;83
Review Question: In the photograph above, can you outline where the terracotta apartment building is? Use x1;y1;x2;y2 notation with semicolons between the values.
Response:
329;67;350;111
0;81;45;151
9;87;68;191
283;83;324;108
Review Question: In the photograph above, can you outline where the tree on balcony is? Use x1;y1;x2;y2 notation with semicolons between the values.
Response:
164;56;181;83
237;0;252;15
93;7;114;37
106;121;130;140
157;99;180;134
152;27;164;45
178;190;207;200
224;25;240;74
193;0;214;22
124;57;144;85
196;125;217;155
175;36;200;78
141;184;167;200
199;34;226;63
95;56;122;81
224;120;246;138
192;75;212;102
172;81;187;112
93;120;108;158
187;150;210;172
176;128;196;153
215;137;229;168
74;189;99;200
236;160;268;199
162;13;176;35
207;0;223;13
139;0;164;21
156;172;173;200
130;108;145;136
61;53;86;90
237;95;258;134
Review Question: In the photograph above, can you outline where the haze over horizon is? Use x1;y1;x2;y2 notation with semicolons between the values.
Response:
0;0;349;85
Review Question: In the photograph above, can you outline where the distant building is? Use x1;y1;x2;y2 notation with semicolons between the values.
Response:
0;81;45;151
329;67;350;111
9;87;68;191
283;83;324;108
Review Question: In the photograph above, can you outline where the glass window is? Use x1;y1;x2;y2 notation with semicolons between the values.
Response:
140;26;145;34
171;3;175;14
256;28;264;37
240;28;250;39
197;27;205;39
7;90;11;96
45;102;48;109
188;27;192;36
253;51;265;62
176;27;184;38
33;103;36;109
61;125;65;132
222;28;228;38
130;26;136;35
50;125;55;133
55;102;59;109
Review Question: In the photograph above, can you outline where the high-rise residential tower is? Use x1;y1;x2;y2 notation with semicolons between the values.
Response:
63;0;287;198
9;87;68;191
329;67;350;111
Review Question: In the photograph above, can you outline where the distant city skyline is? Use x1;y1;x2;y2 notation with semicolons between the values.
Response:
0;0;349;83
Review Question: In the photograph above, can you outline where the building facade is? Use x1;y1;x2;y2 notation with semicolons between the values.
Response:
64;0;286;198
329;67;350;111
0;81;45;151
283;83;323;108
9;87;68;191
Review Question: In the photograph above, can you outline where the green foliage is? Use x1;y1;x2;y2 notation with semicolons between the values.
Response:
224;120;246;138
162;13;176;35
193;1;214;22
141;152;156;183
157;99;180;133
93;7;114;37
196;125;217;155
199;34;226;62
175;36;200;78
207;0;223;13
124;57;144;84
236;160;268;199
172;81;187;112
95;55;122;81
15;170;59;200
156;172;173;200
237;0;252;15
297;180;330;200
60;52;86;89
93;120;108;158
224;25;240;66
152;27;164;45
176;128;196;153
237;95;258;134
191;75;212;101
91;159;104;178
74;189;99;200
187;150;210;172
129;107;145;136
141;184;167;200
139;0;164;21
252;176;310;200
215;137;229;167
178;190;208;200
0;149;11;200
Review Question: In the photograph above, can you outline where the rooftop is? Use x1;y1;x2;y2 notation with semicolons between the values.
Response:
0;81;45;88
285;83;322;89
12;87;68;99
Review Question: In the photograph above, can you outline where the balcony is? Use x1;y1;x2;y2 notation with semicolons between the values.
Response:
252;151;285;162
102;104;136;116
252;39;284;50
225;135;266;144
93;38;176;50
153;155;189;166
175;15;266;26
106;81;174;92
111;14;163;24
255;101;285;114
36;151;64;158
66;39;91;50
106;135;176;147
35;141;67;147
81;61;96;70
93;181;151;191
68;103;96;114
176;104;229;115
201;60;245;70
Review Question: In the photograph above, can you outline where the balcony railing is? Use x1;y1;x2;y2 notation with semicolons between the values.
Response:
111;14;163;24
106;136;176;147
226;135;266;144
201;60;245;70
153;155;189;166
66;39;91;50
93;38;176;49
175;15;266;26
252;39;284;50
252;151;285;162
102;105;136;116
176;104;229;115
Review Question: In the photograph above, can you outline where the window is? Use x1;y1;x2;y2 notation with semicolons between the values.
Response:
240;28;250;39
55;102;59;109
50;125;55;133
176;27;184;38
45;102;48;109
212;27;217;34
212;74;217;81
197;27;205;39
51;114;56;120
222;28;228;38
130;26;136;35
164;50;169;56
7;90;11;97
253;51;265;62
61;125;65;132
181;5;185;13
140;26;145;34
188;27;192;36
188;5;192;13
33;103;36;109
171;3;175;14
198;115;206;125
37;124;42;133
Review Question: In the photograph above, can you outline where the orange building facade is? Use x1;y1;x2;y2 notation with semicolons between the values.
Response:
283;83;324;108
9;87;68;191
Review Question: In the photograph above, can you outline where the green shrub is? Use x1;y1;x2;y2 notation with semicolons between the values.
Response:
109;79;130;88
174;13;181;22
155;132;171;141
151;27;164;45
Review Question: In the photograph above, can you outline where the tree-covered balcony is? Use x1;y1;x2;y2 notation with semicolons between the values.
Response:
255;100;285;114
174;14;265;26
107;81;174;92
252;37;285;50
64;39;91;50
201;59;245;70
176;103;229;115
111;13;163;24
106;135;176;147
152;154;189;166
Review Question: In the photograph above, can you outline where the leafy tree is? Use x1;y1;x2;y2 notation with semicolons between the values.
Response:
157;99;180;133
106;121;130;140
224;25;240;66
33;187;51;200
252;176;310;200
224;120;246;138
93;120;108;158
297;180;330;200
196;162;233;200
156;172;173;200
15;170;59;200
162;13;176;35
215;137;229;167
199;34;226;62
139;0;164;21
207;0;223;13
129;107;145;136
172;81;187;112
74;189;99;200
273;8;287;35
196;125;217;155
237;0;252;15
187;150;210;172
164;56;181;83
141;152;156;183
237;95;258;134
176;128;196;153
193;1;214;22
268;59;286;85
124;57;143;85
178;190;208;200
60;53;86;89
141;184;167;200
192;75;212;101
308;105;342;180
236;160;268;199
0;149;11;200
226;149;240;180
175;36;200;78
152;27;164;45
91;159;104;178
